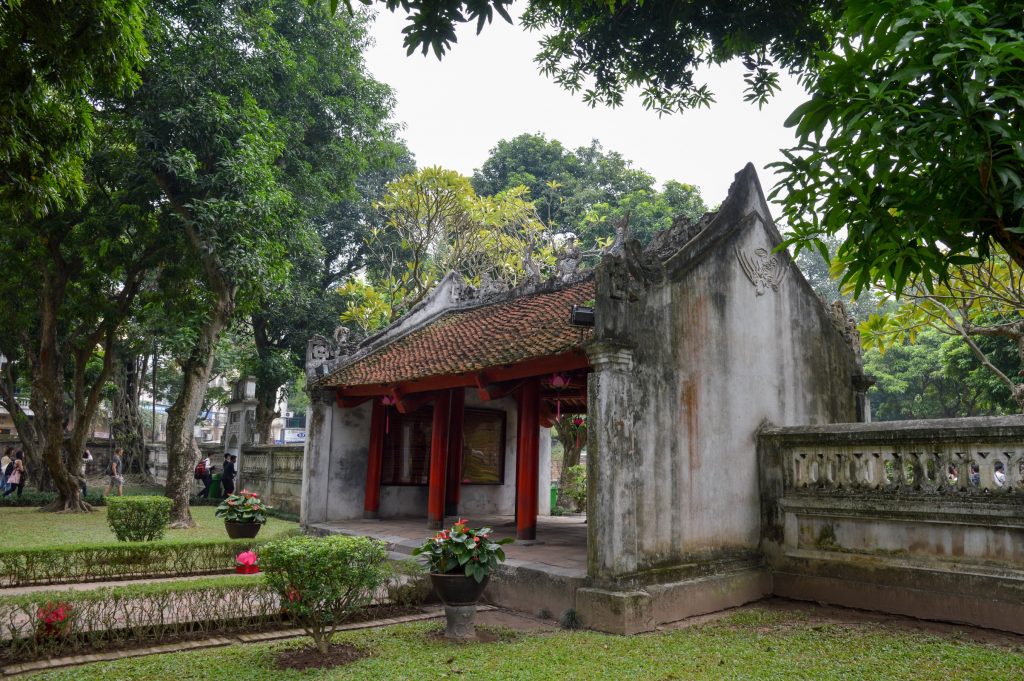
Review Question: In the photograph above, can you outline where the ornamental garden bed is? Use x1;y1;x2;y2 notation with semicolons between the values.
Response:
0;574;425;665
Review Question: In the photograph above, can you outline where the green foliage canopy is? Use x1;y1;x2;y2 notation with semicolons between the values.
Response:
774;0;1024;295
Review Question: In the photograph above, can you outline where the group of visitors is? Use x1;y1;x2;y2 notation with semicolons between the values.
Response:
1;447;26;497
195;453;237;499
1;445;240;500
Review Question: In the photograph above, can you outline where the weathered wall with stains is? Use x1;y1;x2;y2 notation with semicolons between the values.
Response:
759;416;1024;634
587;164;861;581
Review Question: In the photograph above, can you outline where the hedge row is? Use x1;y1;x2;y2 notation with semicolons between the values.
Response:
0;538;278;586
0;575;280;662
0;491;106;508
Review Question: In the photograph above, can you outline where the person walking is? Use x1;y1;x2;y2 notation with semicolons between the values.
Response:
2;452;25;498
195;454;213;498
221;454;236;498
104;447;124;497
1;447;12;493
80;449;94;496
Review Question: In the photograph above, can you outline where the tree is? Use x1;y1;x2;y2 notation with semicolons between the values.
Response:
0;0;148;218
774;0;1024;295
472;134;707;245
348;167;548;327
122;0;353;527
0;127;163;511
337;0;839;114
860;255;1024;411
863;328;1017;420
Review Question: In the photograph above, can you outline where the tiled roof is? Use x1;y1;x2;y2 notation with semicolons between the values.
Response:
322;279;595;388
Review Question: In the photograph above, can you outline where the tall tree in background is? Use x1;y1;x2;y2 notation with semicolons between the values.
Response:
125;0;336;527
244;10;409;443
344;166;548;329
0;126;164;511
861;255;1024;411
472;133;707;245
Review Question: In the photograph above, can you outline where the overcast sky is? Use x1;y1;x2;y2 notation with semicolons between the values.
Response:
363;9;810;210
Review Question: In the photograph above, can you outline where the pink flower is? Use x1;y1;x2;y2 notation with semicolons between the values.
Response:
236;550;258;567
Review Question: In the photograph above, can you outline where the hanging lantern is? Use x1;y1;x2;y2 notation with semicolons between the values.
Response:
572;415;586;450
550;373;570;421
380;395;397;434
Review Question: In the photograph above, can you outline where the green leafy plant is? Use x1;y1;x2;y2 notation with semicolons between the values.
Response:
215;490;269;524
563;464;587;511
411;519;513;583
259;535;390;653
106;496;172;542
386;558;432;608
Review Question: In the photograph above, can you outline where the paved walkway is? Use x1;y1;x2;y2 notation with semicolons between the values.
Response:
310;514;588;576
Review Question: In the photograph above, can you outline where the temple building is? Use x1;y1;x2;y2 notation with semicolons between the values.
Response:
301;165;870;632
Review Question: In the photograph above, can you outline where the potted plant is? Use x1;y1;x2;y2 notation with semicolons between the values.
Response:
235;549;260;574
412;519;512;639
215;489;270;539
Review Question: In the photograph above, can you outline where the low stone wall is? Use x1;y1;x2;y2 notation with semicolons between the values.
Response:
239;444;303;515
759;415;1024;634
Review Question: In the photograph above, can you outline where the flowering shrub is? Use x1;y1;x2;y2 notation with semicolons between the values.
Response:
215;490;269;524
412;519;512;583
259;535;390;653
36;602;72;638
235;550;259;574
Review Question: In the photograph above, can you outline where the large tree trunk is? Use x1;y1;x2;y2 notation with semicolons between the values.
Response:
156;172;237;527
252;315;282;445
111;354;148;474
164;309;230;528
35;268;91;513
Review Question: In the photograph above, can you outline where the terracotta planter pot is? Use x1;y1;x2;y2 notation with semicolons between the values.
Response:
224;521;262;539
429;572;490;606
235;565;260;574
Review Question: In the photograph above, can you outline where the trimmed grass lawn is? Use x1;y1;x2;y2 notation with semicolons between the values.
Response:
0;505;298;548
30;609;1024;681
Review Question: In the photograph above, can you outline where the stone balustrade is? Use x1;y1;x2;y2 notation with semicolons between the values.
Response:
239;444;303;515
785;434;1024;496
758;415;1024;634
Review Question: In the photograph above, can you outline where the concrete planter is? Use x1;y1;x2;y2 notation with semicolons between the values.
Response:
430;572;489;639
224;521;262;539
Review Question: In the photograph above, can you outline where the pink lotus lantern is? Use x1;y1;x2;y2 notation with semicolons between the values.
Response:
550;373;571;420
235;550;260;574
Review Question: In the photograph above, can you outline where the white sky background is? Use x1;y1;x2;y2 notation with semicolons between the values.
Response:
363;8;810;211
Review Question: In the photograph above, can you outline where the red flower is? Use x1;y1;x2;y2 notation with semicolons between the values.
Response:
473;536;480;543
286;587;301;602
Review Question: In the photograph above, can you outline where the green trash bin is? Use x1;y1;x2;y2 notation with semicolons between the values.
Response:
550;484;558;510
210;472;222;499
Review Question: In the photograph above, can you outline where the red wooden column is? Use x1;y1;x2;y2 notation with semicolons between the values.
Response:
444;389;466;517
363;399;385;519
426;391;451;529
515;378;541;540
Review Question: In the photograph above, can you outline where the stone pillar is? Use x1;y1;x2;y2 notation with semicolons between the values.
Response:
427;391;451;529
363;399;385;519
585;341;637;580
299;388;335;526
